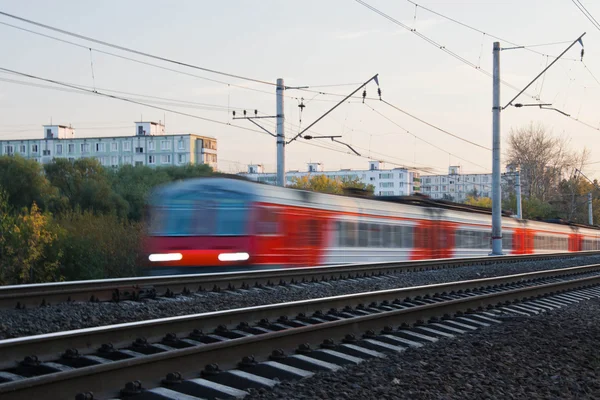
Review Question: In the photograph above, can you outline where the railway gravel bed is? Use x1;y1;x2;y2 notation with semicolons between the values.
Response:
245;297;600;400
2;255;600;339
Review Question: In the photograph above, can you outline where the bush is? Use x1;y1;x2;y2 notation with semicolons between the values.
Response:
0;191;63;285
56;211;144;281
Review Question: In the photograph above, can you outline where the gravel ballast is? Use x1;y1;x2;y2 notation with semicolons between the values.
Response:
1;255;600;339
245;295;600;400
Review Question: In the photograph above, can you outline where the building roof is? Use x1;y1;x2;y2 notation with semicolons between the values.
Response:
0;133;216;142
42;124;71;129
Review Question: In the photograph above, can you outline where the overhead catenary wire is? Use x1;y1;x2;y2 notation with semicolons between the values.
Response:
0;11;277;87
405;0;579;61
354;0;538;97
571;0;600;32
0;19;363;97
365;103;489;170
0;75;267;113
0;66;276;137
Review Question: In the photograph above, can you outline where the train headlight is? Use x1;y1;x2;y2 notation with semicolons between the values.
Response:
218;252;250;262
149;253;183;262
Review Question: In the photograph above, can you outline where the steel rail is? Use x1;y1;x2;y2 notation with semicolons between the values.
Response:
0;272;598;399
1;251;599;310
1;263;599;398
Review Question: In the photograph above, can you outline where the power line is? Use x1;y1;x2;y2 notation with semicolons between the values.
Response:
354;0;537;97
0;11;277;87
571;0;600;31
0;66;276;138
365;102;489;170
0;75;265;113
0;21;279;97
0;19;362;97
380;99;491;151
405;0;579;61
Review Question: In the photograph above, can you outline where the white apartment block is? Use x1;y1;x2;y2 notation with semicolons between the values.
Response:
421;165;513;202
241;161;421;196
0;122;218;170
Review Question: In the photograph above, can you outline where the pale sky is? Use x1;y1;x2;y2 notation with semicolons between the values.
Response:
1;0;599;177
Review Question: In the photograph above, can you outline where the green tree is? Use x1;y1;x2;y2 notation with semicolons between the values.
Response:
0;155;60;211
289;175;374;195
44;158;128;217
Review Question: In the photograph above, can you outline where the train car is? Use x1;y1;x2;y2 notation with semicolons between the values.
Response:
143;177;600;275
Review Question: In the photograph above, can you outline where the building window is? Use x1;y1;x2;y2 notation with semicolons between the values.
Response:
378;173;393;179
42;149;51;156
56;144;63;155
148;141;155;151
178;154;185;164
68;144;75;153
81;143;90;153
178;140;185;150
19;144;26;153
161;154;171;164
379;182;394;188
206;154;217;163
111;142;118;152
46;128;52;138
111;156;118;166
4;145;14;155
160;141;171;151
137;126;144;136
148;155;155;164
135;147;143;154
123;142;131;151
31;144;39;153
95;143;105;152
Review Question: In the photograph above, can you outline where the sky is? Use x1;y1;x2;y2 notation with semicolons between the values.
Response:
0;0;600;177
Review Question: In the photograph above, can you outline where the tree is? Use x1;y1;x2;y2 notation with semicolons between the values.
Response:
507;123;588;202
0;190;62;285
44;158;128;217
465;196;492;208
288;175;374;195
0;155;60;211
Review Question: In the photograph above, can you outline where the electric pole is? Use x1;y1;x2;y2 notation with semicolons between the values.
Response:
589;192;593;225
490;33;585;255
516;169;522;219
276;79;285;187
491;41;502;255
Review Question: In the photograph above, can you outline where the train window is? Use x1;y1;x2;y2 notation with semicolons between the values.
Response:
393;225;413;248
382;225;393;247
346;221;358;247
308;219;319;245
336;221;344;247
256;207;279;235
502;232;512;249
358;222;369;247
217;200;247;235
370;224;382;247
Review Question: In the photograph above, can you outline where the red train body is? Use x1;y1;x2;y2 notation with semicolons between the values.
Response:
143;178;600;275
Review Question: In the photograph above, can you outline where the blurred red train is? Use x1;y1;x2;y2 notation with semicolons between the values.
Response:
143;177;600;275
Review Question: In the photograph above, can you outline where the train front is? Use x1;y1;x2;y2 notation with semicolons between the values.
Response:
143;178;254;275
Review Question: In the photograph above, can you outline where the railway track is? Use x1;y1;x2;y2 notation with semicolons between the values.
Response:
1;251;599;310
1;263;600;399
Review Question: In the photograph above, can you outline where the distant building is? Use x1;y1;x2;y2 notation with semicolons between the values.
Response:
0;122;218;169
240;161;421;196
421;165;513;202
